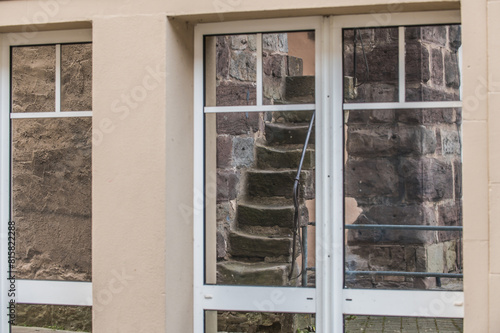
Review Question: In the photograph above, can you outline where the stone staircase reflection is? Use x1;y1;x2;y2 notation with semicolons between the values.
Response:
217;95;315;287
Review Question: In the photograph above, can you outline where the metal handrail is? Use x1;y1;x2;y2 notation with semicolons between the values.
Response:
288;111;315;283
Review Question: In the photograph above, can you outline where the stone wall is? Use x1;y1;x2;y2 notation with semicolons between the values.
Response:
344;25;462;289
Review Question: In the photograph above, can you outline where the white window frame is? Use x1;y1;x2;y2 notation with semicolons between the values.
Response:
194;10;463;333
0;29;92;333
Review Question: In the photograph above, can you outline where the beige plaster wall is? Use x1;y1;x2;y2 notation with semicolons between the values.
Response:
486;0;500;331
7;0;500;332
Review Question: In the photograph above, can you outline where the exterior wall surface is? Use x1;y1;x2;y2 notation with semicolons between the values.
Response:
2;0;500;332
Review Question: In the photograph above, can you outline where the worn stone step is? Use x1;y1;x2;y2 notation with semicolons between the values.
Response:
256;144;314;170
265;122;315;145
237;201;295;229
246;169;314;199
228;230;292;258
284;76;315;104
217;261;289;286
273;110;314;123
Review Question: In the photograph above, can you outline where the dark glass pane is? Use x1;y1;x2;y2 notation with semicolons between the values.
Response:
11;45;56;113
12;117;92;281
405;25;462;102
344;315;463;332
206;34;257;107
263;31;315;105
343;27;399;103
12;304;91;332
205;110;315;287
344;108;462;290
61;43;92;111
206;311;315;333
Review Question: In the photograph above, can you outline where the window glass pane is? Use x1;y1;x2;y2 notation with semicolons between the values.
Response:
344;315;463;332
11;45;56;113
61;43;92;111
343;27;399;103
12;304;91;332
344;108;462;290
12;117;92;281
263;31;315;105
205;110;315;287
405;25;462;102
206;34;257;107
206;310;315;332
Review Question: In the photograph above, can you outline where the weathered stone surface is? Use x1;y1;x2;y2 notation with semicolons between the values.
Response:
217;261;288;286
15;304;91;332
12;45;56;113
217;311;296;333
216;169;240;202
444;240;458;272
441;127;461;155
246;169;314;199
230;34;256;51
284;76;315;103
256;144;314;170
347;125;398;156
217;231;227;259
263;53;287;78
448;25;462;52
265;122;315;145
396;108;455;124
274;110;314;123
445;50;461;89
61;43;92;112
228;230;292;258
430;48;444;86
421;26;447;46
287;56;303;76
345;159;399;199
13;118;91;281
216;135;232;168
237;202;295;228
216;81;257;106
398;124;436;155
263;33;288;52
344;27;399;103
230;50;256;82
438;203;462;242
349;205;437;244
347;110;395;124
426;243;445;272
216;36;230;80
454;159;462;199
216;111;260;135
400;158;453;202
405;40;430;86
232;136;254;168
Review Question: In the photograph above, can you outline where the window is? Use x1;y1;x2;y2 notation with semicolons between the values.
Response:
0;30;92;333
194;11;463;333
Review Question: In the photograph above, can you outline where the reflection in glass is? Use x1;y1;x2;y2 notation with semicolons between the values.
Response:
12;117;92;281
11;45;56;113
406;25;462;102
344;108;462;290
206;111;315;287
206;310;315;333
343;28;399;103
12;304;91;332
206;34;257;107
61;43;93;111
263;32;315;105
344;315;463;332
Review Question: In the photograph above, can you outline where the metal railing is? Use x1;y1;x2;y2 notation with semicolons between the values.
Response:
288;111;315;283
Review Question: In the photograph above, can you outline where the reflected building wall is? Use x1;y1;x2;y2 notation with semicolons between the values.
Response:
344;26;463;290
